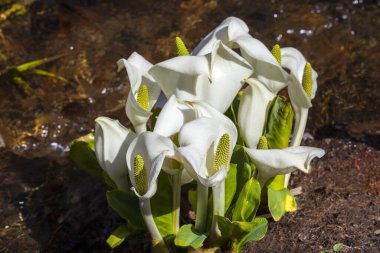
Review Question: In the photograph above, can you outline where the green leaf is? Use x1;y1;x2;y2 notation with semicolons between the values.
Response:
236;217;268;249
15;53;66;72
234;161;252;206
217;215;268;250
231;146;252;206
12;76;31;93
106;190;145;229
263;95;294;208
174;224;207;249
333;243;345;252
242;162;253;182
264;96;293;149
1;3;27;19
225;163;237;212
106;224;141;248
232;178;261;222
102;171;117;189
216;216;233;238
217;216;247;239
268;187;297;221
188;189;197;210
151;172;175;240
29;68;68;82
267;174;285;191
241;217;268;242
70;133;104;182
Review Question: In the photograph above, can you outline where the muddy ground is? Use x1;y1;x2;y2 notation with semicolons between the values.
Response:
1;132;379;252
0;0;379;252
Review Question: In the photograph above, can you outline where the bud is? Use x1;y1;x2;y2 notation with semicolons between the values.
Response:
175;36;190;56
271;44;281;64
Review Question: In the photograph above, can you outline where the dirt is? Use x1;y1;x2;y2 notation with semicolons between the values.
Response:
246;137;380;253
0;0;379;252
1;135;379;253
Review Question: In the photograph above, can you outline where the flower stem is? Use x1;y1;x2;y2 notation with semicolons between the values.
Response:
172;170;182;234
139;198;167;252
135;123;147;135
211;181;225;239
290;108;308;147
194;182;208;232
286;108;309;187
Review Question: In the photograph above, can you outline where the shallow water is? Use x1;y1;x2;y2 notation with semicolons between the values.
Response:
0;0;379;158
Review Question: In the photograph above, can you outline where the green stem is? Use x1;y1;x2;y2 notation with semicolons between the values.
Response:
286;108;309;187
139;198;167;252
290;108;308;147
229;103;238;126
172;170;182;234
194;182;208;232
231;239;240;253
211;181;225;239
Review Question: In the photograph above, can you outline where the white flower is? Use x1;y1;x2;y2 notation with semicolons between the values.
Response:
192;16;289;92
234;34;289;92
126;131;181;249
153;95;237;186
94;117;136;190
178;117;238;187
117;52;161;134
149;41;252;113
244;146;325;186
281;47;318;146
238;78;278;148
153;95;196;138
191;16;249;56
126;131;181;199
153;94;233;138
177;116;237;235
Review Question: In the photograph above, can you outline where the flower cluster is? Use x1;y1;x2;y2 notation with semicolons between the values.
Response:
71;17;325;252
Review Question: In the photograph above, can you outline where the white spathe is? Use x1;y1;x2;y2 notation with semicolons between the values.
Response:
281;48;319;186
281;47;318;109
153;95;235;185
117;52;161;134
126;131;181;199
178;117;238;187
149;41;252;113
244;146;325;186
281;47;318;147
94;116;136;190
234;34;289;91
192;16;249;56
153;95;235;138
238;78;276;148
153;95;196;138
191;16;289;91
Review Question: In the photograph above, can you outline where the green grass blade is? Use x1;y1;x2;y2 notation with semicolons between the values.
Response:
15;53;67;72
29;69;68;82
